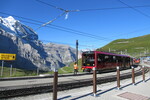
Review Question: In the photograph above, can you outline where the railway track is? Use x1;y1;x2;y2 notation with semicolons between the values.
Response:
0;66;149;99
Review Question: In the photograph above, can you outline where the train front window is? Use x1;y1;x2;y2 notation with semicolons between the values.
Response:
83;54;95;66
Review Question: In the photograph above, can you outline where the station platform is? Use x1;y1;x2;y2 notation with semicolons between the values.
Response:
54;73;150;100
0;66;140;88
4;66;150;100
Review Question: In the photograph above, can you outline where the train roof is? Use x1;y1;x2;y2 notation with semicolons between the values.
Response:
82;51;130;57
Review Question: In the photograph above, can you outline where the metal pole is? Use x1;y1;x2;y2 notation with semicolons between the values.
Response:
1;61;4;77
14;68;16;76
53;68;58;100
93;67;97;97
132;66;135;85
10;64;12;76
76;40;78;65
149;68;150;79
142;66;145;82
116;66;120;89
37;67;39;76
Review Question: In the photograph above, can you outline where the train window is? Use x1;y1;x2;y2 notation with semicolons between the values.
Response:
105;56;109;59
97;54;105;62
113;56;116;59
82;54;95;66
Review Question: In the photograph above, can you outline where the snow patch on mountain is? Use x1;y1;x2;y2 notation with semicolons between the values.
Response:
0;16;38;41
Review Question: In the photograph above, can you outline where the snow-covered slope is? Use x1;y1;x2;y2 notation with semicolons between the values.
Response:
0;16;38;40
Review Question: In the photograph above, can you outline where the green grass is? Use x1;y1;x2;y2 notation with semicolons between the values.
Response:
0;59;83;78
97;34;150;57
49;59;83;74
0;66;37;78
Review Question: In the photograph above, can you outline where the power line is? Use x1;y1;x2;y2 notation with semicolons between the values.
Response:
35;12;66;30
36;0;79;29
78;5;150;12
41;40;94;47
0;12;112;41
36;0;66;11
118;0;150;19
20;19;109;41
36;0;150;12
36;0;150;30
36;0;79;12
0;14;96;47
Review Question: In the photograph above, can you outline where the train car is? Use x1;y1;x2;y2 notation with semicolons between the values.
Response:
82;51;132;72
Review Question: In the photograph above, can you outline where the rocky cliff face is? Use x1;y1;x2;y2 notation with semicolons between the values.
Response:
0;16;76;71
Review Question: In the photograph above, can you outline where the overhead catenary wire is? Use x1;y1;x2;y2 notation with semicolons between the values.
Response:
36;0;80;12
41;40;95;47
118;0;150;19
36;0;79;29
19;19;109;41
0;12;112;41
36;0;150;12
1;1;150;42
35;12;66;30
76;5;150;12
0;15;95;48
36;0;150;30
1;11;150;42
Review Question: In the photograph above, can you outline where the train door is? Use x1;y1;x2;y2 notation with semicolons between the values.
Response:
97;54;105;69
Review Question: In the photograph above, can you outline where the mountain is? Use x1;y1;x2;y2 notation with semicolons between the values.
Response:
97;34;150;57
0;16;38;40
0;16;76;71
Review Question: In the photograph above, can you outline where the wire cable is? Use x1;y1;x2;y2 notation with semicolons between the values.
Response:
36;0;150;12
118;0;150;19
77;5;150;12
35;12;66;30
0;12;111;41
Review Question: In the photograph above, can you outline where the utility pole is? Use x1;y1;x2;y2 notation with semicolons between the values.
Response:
76;40;78;65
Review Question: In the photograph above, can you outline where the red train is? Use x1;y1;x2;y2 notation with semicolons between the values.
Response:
81;51;133;72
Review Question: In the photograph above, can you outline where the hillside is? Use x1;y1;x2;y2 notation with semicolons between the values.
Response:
97;34;150;57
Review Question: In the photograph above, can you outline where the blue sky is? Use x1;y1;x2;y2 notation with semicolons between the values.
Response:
1;0;150;50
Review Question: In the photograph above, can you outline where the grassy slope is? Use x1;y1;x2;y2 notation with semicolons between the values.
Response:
0;66;37;77
97;34;150;57
0;59;83;77
58;58;82;74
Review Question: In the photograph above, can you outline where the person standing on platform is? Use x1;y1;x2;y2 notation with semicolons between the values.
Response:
74;62;78;75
